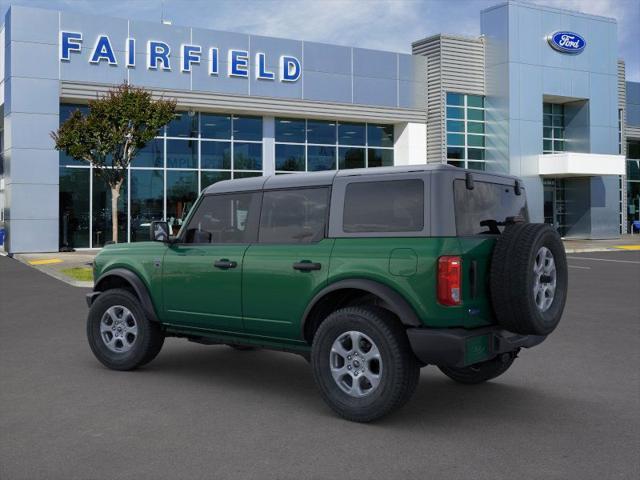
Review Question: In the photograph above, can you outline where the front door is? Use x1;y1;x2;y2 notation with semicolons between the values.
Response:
242;187;333;340
162;191;261;332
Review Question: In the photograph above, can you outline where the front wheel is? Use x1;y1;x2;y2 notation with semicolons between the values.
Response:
311;306;420;422
438;352;516;385
87;288;164;371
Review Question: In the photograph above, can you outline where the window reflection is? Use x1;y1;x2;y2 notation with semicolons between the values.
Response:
275;118;306;143
167;111;198;138
276;144;305;171
134;139;163;168
92;169;127;247
308;145;336;171
59;167;90;248
166;171;198;235
367;148;394;167
338;122;366;146
233;115;262;141
201;141;231;169
167;139;198;169
201;171;231;190
234;142;262;171
130;170;164;242
339;147;365;169
307;120;336;145
201;113;231;139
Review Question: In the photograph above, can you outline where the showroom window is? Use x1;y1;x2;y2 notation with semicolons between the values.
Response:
58;104;263;247
543;103;565;154
274;118;394;173
445;93;486;170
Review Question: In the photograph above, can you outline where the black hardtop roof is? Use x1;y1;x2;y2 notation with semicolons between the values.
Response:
202;164;520;195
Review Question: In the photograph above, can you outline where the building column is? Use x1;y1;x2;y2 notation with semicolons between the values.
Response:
3;6;60;253
393;122;427;165
262;116;275;175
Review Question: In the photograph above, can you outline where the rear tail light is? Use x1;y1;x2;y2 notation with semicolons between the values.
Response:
437;256;462;306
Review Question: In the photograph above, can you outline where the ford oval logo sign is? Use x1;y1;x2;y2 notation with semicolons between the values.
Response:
547;31;586;54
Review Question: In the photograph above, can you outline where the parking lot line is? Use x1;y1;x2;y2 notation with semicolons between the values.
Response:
28;259;63;265
613;245;640;251
566;256;640;264
568;265;591;269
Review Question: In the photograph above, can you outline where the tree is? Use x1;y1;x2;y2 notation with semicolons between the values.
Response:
52;83;176;243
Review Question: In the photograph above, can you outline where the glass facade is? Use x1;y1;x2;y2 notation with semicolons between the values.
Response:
57;105;398;248
627;140;640;232
58;104;263;248
445;92;486;170
543;103;565;154
274;118;394;173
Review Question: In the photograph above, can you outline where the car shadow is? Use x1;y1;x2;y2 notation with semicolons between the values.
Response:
123;341;588;429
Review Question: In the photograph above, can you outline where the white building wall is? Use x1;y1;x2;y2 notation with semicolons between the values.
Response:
394;122;427;165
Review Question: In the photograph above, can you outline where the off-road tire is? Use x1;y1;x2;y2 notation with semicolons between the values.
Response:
439;352;516;384
311;306;420;422
490;223;567;335
87;288;164;371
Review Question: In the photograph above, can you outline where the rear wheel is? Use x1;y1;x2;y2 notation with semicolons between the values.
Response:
87;288;164;371
438;352;516;385
311;306;420;422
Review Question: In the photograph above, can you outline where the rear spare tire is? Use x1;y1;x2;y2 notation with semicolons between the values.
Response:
490;223;567;335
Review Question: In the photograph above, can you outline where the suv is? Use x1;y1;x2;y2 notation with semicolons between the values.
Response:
86;165;567;422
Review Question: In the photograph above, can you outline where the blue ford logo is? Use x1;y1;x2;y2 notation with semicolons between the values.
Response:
547;31;586;54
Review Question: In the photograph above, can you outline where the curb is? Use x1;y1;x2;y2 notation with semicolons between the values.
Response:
564;247;617;254
11;254;93;288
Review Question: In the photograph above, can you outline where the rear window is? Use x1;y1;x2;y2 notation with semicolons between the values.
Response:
343;179;424;233
454;180;528;235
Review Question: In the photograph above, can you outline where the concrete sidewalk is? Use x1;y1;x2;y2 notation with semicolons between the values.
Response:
562;234;640;253
9;250;96;288
5;234;640;288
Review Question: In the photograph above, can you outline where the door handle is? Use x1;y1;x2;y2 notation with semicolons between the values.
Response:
214;259;237;269
293;261;322;272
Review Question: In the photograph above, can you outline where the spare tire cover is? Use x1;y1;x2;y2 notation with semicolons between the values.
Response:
489;223;568;335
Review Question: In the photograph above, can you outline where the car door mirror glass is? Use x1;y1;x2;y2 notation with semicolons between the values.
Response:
150;221;170;242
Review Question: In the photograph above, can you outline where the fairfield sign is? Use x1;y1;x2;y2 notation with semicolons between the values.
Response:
59;31;302;82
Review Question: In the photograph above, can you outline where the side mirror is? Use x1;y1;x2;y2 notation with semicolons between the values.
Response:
150;221;170;242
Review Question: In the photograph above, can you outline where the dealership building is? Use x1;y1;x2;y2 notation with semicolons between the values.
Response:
0;1;639;252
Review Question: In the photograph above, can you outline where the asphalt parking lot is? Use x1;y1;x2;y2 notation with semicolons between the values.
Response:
1;251;638;480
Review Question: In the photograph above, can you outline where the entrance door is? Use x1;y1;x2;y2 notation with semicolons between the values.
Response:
162;192;261;332
543;178;568;236
242;187;333;340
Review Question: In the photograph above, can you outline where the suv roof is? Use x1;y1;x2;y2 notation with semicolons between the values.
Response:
202;164;520;195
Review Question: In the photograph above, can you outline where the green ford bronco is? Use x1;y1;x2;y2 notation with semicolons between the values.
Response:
87;165;567;422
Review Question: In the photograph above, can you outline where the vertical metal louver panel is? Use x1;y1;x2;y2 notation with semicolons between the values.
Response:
412;35;485;164
618;60;626;110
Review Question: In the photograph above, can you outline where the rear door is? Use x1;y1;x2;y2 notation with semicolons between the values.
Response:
162;192;261;332
241;187;333;340
453;177;529;325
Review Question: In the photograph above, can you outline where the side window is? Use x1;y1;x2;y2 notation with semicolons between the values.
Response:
454;180;529;235
343;179;424;233
259;188;329;244
183;192;260;244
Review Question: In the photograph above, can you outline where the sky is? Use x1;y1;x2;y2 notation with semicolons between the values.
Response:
0;0;638;80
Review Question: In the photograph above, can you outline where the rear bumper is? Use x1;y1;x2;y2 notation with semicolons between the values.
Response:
406;326;546;368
